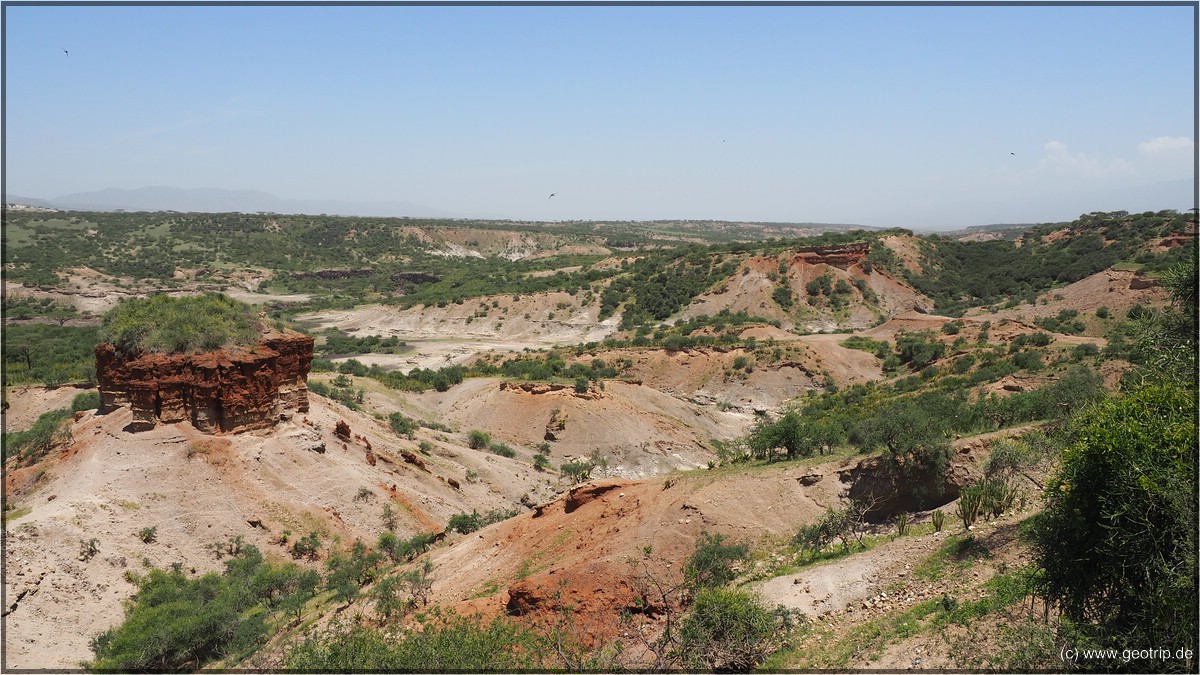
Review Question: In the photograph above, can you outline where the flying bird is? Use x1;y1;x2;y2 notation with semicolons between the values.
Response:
1010;152;1015;155
548;193;556;199
63;49;69;57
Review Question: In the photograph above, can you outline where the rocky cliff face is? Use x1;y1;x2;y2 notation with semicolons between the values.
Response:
791;242;871;269
95;330;313;433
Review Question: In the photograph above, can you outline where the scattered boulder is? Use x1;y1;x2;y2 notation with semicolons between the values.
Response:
400;450;430;473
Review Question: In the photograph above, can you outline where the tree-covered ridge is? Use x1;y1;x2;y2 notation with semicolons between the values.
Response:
910;210;1193;316
100;293;263;356
0;210;864;287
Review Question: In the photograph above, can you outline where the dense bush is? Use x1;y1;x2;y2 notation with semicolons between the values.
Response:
848;396;955;482
71;390;101;412
466;430;490;450
2;324;100;385
324;541;385;603
677;588;785;671
488;441;516;458
387;412;418;439
747;409;840;460
100;293;260;356
1031;384;1196;654
894;331;946;371
908;210;1189;315
317;329;406;357
376;531;435;564
840;335;890;358
2;408;72;465
446;508;518;535
792;501;871;556
684;532;749;589
87;546;315;672
285;609;554;671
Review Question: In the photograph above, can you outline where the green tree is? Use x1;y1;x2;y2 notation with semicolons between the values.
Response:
1031;384;1196;657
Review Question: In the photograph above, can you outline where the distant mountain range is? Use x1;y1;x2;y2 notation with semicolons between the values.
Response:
3;186;486;219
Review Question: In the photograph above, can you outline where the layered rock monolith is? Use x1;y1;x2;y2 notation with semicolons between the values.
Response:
96;329;313;433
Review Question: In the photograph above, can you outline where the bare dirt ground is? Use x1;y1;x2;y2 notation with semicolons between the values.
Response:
2;393;561;670
295;292;619;345
965;268;1167;324
678;251;931;333
1;383;91;431
416;378;733;477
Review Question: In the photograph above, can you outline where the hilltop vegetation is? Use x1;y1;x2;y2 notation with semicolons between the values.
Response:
909;210;1190;315
0;210;854;288
100;293;264;356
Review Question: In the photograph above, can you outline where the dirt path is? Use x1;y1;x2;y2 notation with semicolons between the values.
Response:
757;532;946;618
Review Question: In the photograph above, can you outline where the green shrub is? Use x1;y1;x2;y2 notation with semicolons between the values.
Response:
447;508;517;535
285;609;549;671
677;588;786;671
86;547;303;672
290;531;321;561
1031;384;1196;651
894;331;946;370
794;505;856;555
560;458;594;483
840;336;891;359
71;390;101;412
3;408;72;465
387;412;418;439
101;292;260;356
337;359;369;376
747;409;840;461
684;531;749;590
324;541;385;603
466;430;490;450
488;442;516;458
772;286;794;310
1010;349;1044;372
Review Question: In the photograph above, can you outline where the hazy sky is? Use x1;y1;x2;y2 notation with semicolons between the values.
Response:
4;3;1195;229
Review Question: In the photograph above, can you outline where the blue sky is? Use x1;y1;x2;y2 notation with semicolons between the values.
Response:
4;3;1195;229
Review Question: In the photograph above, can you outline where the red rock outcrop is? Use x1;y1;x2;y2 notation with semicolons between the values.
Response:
95;329;313;433
790;242;870;269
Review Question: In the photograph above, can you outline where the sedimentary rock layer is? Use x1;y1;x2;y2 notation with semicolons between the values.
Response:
96;330;313;433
